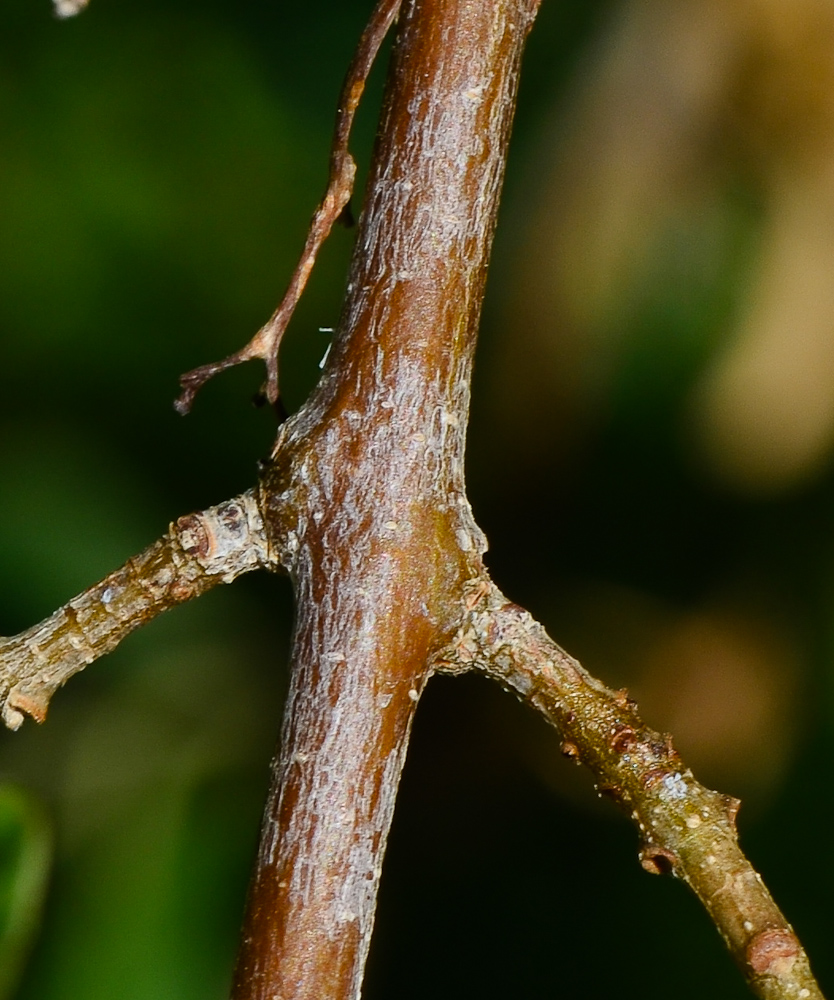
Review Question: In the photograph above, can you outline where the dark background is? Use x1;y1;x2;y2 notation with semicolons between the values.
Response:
0;0;832;997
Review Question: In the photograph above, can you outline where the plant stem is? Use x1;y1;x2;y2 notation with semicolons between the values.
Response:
0;492;268;730
435;582;825;1000
233;1;541;996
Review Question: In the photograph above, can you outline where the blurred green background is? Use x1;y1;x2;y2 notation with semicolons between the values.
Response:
1;0;833;997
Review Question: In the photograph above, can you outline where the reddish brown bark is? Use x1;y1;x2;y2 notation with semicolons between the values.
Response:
231;1;541;996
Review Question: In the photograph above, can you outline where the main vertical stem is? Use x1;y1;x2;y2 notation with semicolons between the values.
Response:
233;1;541;997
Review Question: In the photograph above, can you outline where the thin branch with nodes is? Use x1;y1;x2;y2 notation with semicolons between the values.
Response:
0;493;270;730
4;1;827;998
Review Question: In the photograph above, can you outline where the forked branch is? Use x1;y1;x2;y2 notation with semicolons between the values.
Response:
5;1;826;998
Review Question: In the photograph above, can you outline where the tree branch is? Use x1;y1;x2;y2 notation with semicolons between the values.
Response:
434;579;824;1000
231;0;540;996
9;2;826;999
0;491;270;730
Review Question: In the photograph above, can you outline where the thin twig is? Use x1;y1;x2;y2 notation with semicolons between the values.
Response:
174;0;403;415
0;492;270;730
434;578;825;1000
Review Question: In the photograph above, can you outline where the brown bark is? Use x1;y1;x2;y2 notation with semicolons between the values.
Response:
232;1;540;996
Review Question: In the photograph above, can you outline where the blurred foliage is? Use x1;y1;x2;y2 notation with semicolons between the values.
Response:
0;0;833;998
0;786;50;999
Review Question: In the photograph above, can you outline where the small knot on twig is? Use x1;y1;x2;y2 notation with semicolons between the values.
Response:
4;687;49;730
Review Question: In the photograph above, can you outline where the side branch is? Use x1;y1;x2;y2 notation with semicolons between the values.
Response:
0;491;270;731
174;0;403;414
435;581;824;1000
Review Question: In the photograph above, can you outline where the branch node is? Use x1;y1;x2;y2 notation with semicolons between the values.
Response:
723;793;742;831
609;724;638;754
3;689;47;730
597;782;627;807
613;687;634;708
175;512;213;558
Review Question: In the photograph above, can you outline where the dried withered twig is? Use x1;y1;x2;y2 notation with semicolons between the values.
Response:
174;0;403;415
